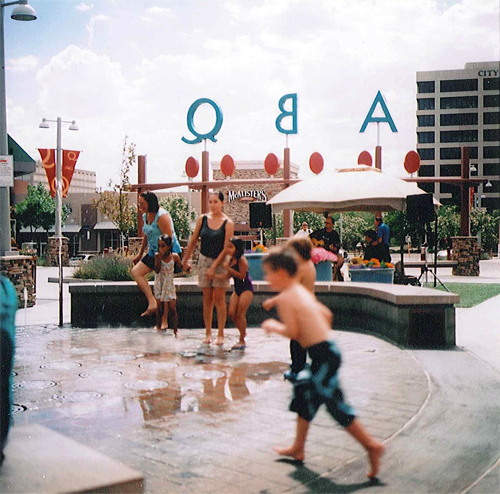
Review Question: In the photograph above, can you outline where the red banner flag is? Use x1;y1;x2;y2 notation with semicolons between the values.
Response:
62;150;80;197
38;149;81;197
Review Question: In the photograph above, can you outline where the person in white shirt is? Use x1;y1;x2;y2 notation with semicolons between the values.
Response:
294;222;312;238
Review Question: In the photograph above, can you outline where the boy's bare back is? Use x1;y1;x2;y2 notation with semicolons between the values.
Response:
274;282;332;349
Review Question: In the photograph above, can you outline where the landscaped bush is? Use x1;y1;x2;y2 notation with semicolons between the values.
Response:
73;254;133;281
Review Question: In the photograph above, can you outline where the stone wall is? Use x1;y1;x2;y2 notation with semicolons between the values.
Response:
451;236;480;276
213;166;298;225
0;255;36;308
46;236;69;267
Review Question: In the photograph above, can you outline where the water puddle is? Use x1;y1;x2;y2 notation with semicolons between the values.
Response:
13;380;57;390
100;354;137;362
124;380;169;391
79;370;123;379
53;391;103;402
40;362;82;370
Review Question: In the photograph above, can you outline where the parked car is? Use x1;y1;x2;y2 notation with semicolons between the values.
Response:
69;256;83;267
69;254;96;267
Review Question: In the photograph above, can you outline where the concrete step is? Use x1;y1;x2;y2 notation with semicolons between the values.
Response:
0;425;143;493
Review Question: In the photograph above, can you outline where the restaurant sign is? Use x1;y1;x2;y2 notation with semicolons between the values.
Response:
227;189;268;203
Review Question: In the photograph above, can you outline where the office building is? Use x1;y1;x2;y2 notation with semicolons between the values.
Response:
416;61;499;211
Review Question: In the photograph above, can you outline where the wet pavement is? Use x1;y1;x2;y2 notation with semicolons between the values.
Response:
8;263;500;493
12;324;432;493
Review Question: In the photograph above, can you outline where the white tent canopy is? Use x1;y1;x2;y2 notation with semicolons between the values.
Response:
268;166;438;214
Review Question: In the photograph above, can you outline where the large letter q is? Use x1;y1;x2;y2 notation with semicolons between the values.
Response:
181;98;223;144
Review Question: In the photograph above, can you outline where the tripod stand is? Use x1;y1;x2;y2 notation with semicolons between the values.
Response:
416;218;450;292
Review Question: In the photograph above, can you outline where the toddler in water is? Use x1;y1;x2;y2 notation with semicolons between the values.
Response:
261;248;385;478
153;235;182;336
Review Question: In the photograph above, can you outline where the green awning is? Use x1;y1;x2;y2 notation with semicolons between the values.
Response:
8;134;36;177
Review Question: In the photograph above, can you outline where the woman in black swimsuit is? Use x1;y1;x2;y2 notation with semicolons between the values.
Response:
183;191;234;345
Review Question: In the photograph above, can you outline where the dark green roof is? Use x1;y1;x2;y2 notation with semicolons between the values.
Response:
8;134;36;177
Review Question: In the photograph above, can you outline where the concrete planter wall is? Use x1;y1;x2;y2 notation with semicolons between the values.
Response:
70;281;458;348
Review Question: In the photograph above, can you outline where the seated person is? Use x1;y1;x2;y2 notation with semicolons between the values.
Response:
310;216;344;281
363;230;391;263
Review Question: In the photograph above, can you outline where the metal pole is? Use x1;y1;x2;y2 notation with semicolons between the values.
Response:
0;6;13;256
55;117;64;326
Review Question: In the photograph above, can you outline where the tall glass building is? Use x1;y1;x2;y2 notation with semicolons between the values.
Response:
416;61;500;212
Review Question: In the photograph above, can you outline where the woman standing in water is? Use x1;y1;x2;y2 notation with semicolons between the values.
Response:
182;191;234;345
132;191;181;317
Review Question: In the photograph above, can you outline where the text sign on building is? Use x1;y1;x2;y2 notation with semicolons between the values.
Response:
227;189;268;203
0;156;13;187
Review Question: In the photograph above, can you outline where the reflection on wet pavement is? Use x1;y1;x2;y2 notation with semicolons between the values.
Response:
11;324;430;494
13;326;289;426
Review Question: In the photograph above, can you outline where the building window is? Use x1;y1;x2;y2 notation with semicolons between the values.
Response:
484;94;500;108
483;163;500;176
440;147;478;160
440;183;455;194
419;183;435;193
417;98;435;110
418;132;435;144
440;130;478;143
484;146;500;159
440;79;478;92
418;165;435;177
483;78;500;91
417;81;435;93
440;164;461;177
484;112;500;125
418;148;435;160
440;96;478;109
440;113;478;126
417;115;435;127
484;129;500;142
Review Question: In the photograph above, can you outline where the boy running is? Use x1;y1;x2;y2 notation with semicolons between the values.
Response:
261;248;385;479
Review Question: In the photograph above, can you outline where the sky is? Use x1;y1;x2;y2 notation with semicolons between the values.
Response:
5;0;500;189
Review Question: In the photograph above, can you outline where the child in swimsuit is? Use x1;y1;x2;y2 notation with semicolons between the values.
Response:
153;235;182;336
218;238;253;350
261;248;385;479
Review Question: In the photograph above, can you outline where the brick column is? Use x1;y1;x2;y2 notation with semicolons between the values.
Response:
451;236;480;276
46;236;70;267
0;255;36;308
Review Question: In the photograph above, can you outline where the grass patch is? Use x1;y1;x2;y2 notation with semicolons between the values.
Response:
428;282;500;308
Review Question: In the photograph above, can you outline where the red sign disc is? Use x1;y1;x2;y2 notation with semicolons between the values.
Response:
404;150;421;174
264;153;280;175
185;157;199;178
309;152;324;174
220;154;236;177
357;151;372;167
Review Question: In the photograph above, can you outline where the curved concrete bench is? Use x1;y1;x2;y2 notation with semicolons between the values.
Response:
70;280;458;348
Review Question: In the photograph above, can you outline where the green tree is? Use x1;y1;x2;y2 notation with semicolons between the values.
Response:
160;195;196;241
92;137;137;245
338;212;373;250
292;211;325;233
15;183;70;232
471;208;500;252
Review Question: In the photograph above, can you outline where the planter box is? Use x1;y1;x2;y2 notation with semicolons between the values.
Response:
246;252;267;281
349;267;395;284
315;261;333;281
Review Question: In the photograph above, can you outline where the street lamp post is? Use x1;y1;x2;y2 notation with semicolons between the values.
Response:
39;117;79;326
0;0;37;256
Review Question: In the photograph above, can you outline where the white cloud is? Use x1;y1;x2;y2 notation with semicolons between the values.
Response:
141;6;176;23
6;55;39;73
6;0;500;188
76;2;93;12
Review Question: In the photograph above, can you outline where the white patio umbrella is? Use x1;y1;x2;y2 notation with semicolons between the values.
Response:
268;166;438;213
